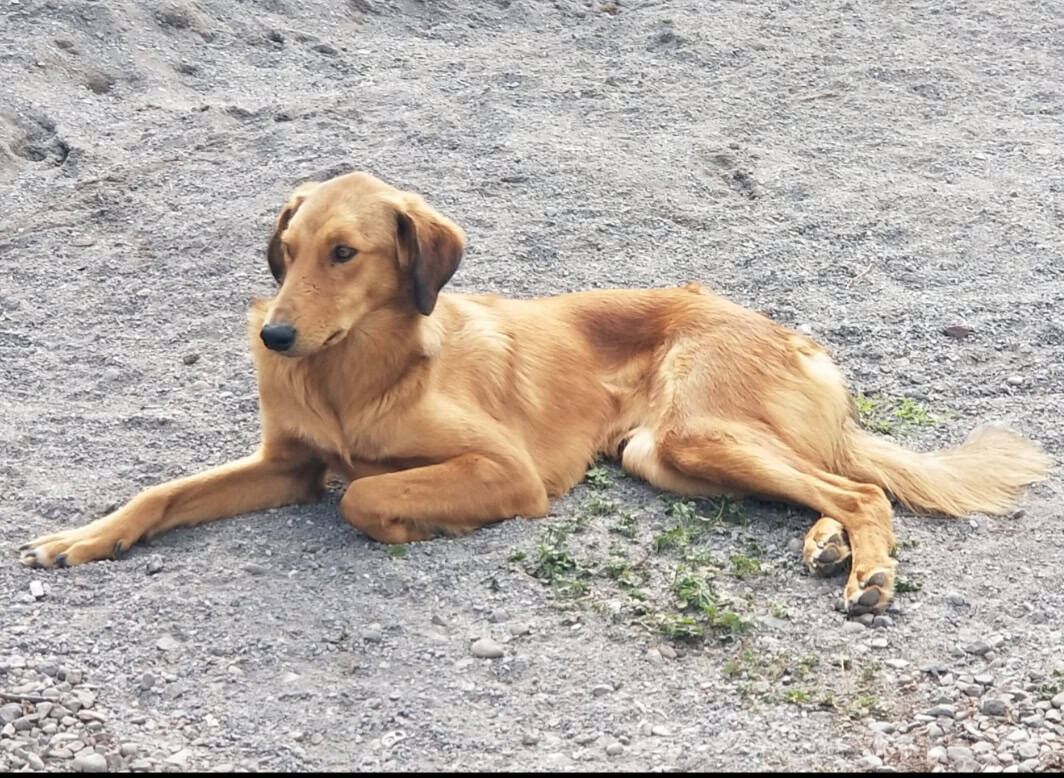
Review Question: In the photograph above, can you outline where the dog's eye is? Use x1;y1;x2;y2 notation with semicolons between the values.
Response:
332;245;357;263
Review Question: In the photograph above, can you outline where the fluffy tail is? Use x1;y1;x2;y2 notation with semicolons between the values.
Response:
839;421;1052;517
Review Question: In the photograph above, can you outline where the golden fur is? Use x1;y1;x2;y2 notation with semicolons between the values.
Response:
22;171;1051;614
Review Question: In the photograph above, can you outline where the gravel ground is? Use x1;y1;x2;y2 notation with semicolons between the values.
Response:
3;0;1063;772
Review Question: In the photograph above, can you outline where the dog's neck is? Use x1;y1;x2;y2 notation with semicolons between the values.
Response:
303;304;441;414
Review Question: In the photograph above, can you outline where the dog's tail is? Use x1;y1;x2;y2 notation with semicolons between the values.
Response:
837;420;1051;516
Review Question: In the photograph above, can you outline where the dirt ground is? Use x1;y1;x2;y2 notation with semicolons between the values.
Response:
2;0;1062;772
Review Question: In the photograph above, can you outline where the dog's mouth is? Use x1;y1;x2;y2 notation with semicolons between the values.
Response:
322;330;345;348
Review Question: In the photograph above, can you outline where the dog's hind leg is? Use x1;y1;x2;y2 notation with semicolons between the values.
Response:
21;444;326;567
629;421;896;615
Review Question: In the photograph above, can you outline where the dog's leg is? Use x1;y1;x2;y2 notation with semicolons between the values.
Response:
646;423;896;615
21;447;326;568
340;453;549;544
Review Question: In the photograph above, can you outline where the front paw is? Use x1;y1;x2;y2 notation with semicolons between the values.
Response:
20;524;128;568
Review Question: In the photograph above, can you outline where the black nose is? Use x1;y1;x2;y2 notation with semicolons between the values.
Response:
260;323;297;352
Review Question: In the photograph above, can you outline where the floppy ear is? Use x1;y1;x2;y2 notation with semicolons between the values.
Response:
266;181;320;284
391;194;466;316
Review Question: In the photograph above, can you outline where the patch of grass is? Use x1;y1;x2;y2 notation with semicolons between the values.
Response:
770;603;790;620
584;465;614;490
581;494;616;518
657;614;706;641
665;498;698;522
797;654;820;678
784;688;812;705
653;523;691;553
529;526;578;581
657;564;750;642
552;577;591;600
670;565;717;610
387;544;407;560
1038;679;1063;700
894;577;922;594
609;511;638;539
894;397;935;426
508;550;526;562
861;661;882;684
729;554;762;579
846;694;882;718
854;392;946;437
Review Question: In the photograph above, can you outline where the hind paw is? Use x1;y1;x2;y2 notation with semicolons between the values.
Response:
802;517;851;577
843;565;896;616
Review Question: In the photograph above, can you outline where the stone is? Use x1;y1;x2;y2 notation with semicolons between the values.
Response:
947;746;974;762
927;704;956;718
74;752;108;772
1016;742;1039;760
605;741;623;756
156;634;179;652
363;625;383;643
927;746;947;763
29;581;45;600
471;638;504;659
0;704;21;724
982;698;1008;716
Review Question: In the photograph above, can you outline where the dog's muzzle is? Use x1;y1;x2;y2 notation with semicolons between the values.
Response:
260;323;297;352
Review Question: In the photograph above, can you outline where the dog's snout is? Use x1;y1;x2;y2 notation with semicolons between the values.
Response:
260;323;297;352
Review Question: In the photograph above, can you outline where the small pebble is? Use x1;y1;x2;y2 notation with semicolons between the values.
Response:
156;634;179;652
146;555;164;575
927;704;956;718
948;746;974;762
605;741;623;756
470;637;504;659
927;746;947;763
982;698;1008;716
182;352;200;365
73;752;108;772
651;724;672;737
363;624;383;643
29;580;45;599
0;703;21;723
1016;742;1039;760
965;641;991;656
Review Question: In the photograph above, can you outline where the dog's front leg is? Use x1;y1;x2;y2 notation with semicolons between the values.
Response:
21;446;326;567
340;452;549;543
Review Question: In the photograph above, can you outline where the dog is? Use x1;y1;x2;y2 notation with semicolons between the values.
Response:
21;170;1050;615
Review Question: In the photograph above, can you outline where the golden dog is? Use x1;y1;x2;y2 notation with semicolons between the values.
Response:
21;171;1050;614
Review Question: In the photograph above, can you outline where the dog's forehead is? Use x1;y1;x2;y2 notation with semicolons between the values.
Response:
290;179;398;245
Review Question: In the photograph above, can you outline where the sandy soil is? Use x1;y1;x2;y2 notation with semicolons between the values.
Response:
2;0;1062;772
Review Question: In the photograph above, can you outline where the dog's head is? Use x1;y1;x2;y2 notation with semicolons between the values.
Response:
260;171;465;357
